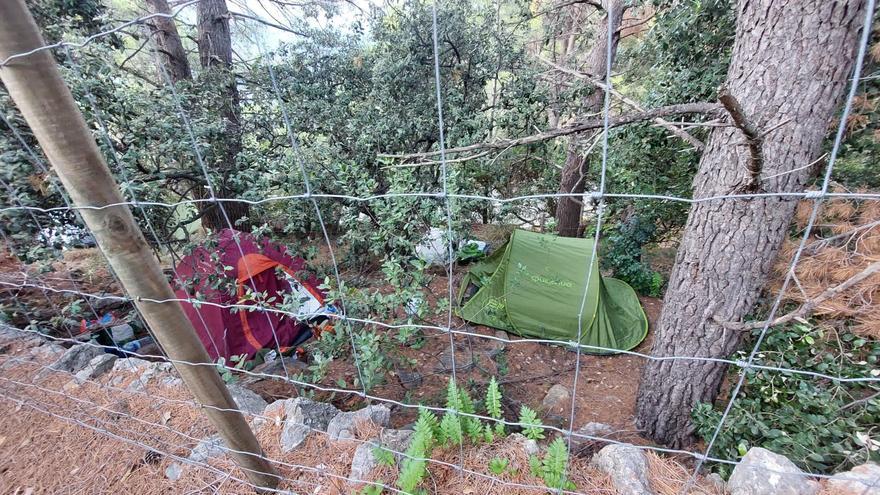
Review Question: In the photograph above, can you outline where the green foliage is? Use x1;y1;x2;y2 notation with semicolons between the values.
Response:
458;385;484;442
518;406;545;441
531;437;576;491
485;377;505;435
351;330;389;391
458;242;487;262
693;322;880;478
440;408;464;447
373;446;396;467
601;212;665;296
488;457;509;475
397;408;438;494
214;353;250;383
360;484;383;495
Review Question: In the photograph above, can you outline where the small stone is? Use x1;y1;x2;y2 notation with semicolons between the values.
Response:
326;405;391;441
112;357;152;373
435;348;475;373
509;433;539;456
227;385;268;416
706;472;726;492
165;462;184;481
728;447;820;495
827;463;880;495
396;369;422;390
541;384;571;413
485;330;509;358
189;434;225;463
73;354;118;383
590;444;653;495
159;376;183;387
279;398;339;452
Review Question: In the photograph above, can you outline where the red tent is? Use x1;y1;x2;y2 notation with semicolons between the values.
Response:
173;229;325;361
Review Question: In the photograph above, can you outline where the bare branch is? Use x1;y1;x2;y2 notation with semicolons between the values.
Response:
539;56;706;150
717;261;880;331
379;102;722;161
227;12;308;36
718;86;764;191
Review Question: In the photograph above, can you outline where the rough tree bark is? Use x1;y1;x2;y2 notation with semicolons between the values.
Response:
196;0;249;231
635;0;868;448
555;0;625;237
144;0;191;82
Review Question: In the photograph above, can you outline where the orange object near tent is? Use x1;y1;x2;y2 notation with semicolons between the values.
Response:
172;229;327;361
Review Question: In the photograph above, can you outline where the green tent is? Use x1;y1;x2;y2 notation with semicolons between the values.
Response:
456;229;648;354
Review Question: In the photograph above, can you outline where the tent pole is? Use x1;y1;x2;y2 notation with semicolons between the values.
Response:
0;1;279;490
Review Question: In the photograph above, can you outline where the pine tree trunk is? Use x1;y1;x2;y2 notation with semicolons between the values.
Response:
196;0;249;231
144;0;191;83
635;0;867;448
555;0;624;237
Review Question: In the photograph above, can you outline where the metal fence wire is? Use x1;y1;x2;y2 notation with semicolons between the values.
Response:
0;0;878;494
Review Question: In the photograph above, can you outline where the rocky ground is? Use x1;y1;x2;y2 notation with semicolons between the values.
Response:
0;325;876;494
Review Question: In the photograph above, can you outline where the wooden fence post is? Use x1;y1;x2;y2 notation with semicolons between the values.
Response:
0;0;280;490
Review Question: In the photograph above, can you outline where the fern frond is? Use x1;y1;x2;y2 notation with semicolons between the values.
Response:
440;411;463;446
518;405;545;440
485;377;502;419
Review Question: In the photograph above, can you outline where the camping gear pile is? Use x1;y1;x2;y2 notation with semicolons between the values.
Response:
173;229;334;361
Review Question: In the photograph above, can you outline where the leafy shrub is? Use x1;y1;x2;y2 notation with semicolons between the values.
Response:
692;322;880;477
602;212;665;297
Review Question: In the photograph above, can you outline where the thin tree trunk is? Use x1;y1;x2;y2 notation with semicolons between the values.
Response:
144;0;191;82
196;0;249;231
635;0;867;448
555;0;625;237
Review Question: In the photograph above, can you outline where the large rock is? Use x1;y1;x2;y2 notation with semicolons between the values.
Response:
73;353;118;383
728;447;820;495
275;398;340;452
380;428;414;457
326;405;391;441
49;345;104;373
349;441;380;483
227;385;268;416
827;463;880;495
349;428;415;484
542;384;571;414
28;343;65;361
590;444;653;495
126;361;176;391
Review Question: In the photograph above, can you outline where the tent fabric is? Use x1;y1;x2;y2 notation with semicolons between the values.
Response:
173;229;322;361
456;229;648;354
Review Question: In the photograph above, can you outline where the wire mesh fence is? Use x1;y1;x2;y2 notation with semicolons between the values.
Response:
0;0;879;494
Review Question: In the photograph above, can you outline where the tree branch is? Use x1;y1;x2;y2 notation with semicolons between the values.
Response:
538;56;706;150
718;86;764;191
716;261;880;331
380;102;722;161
